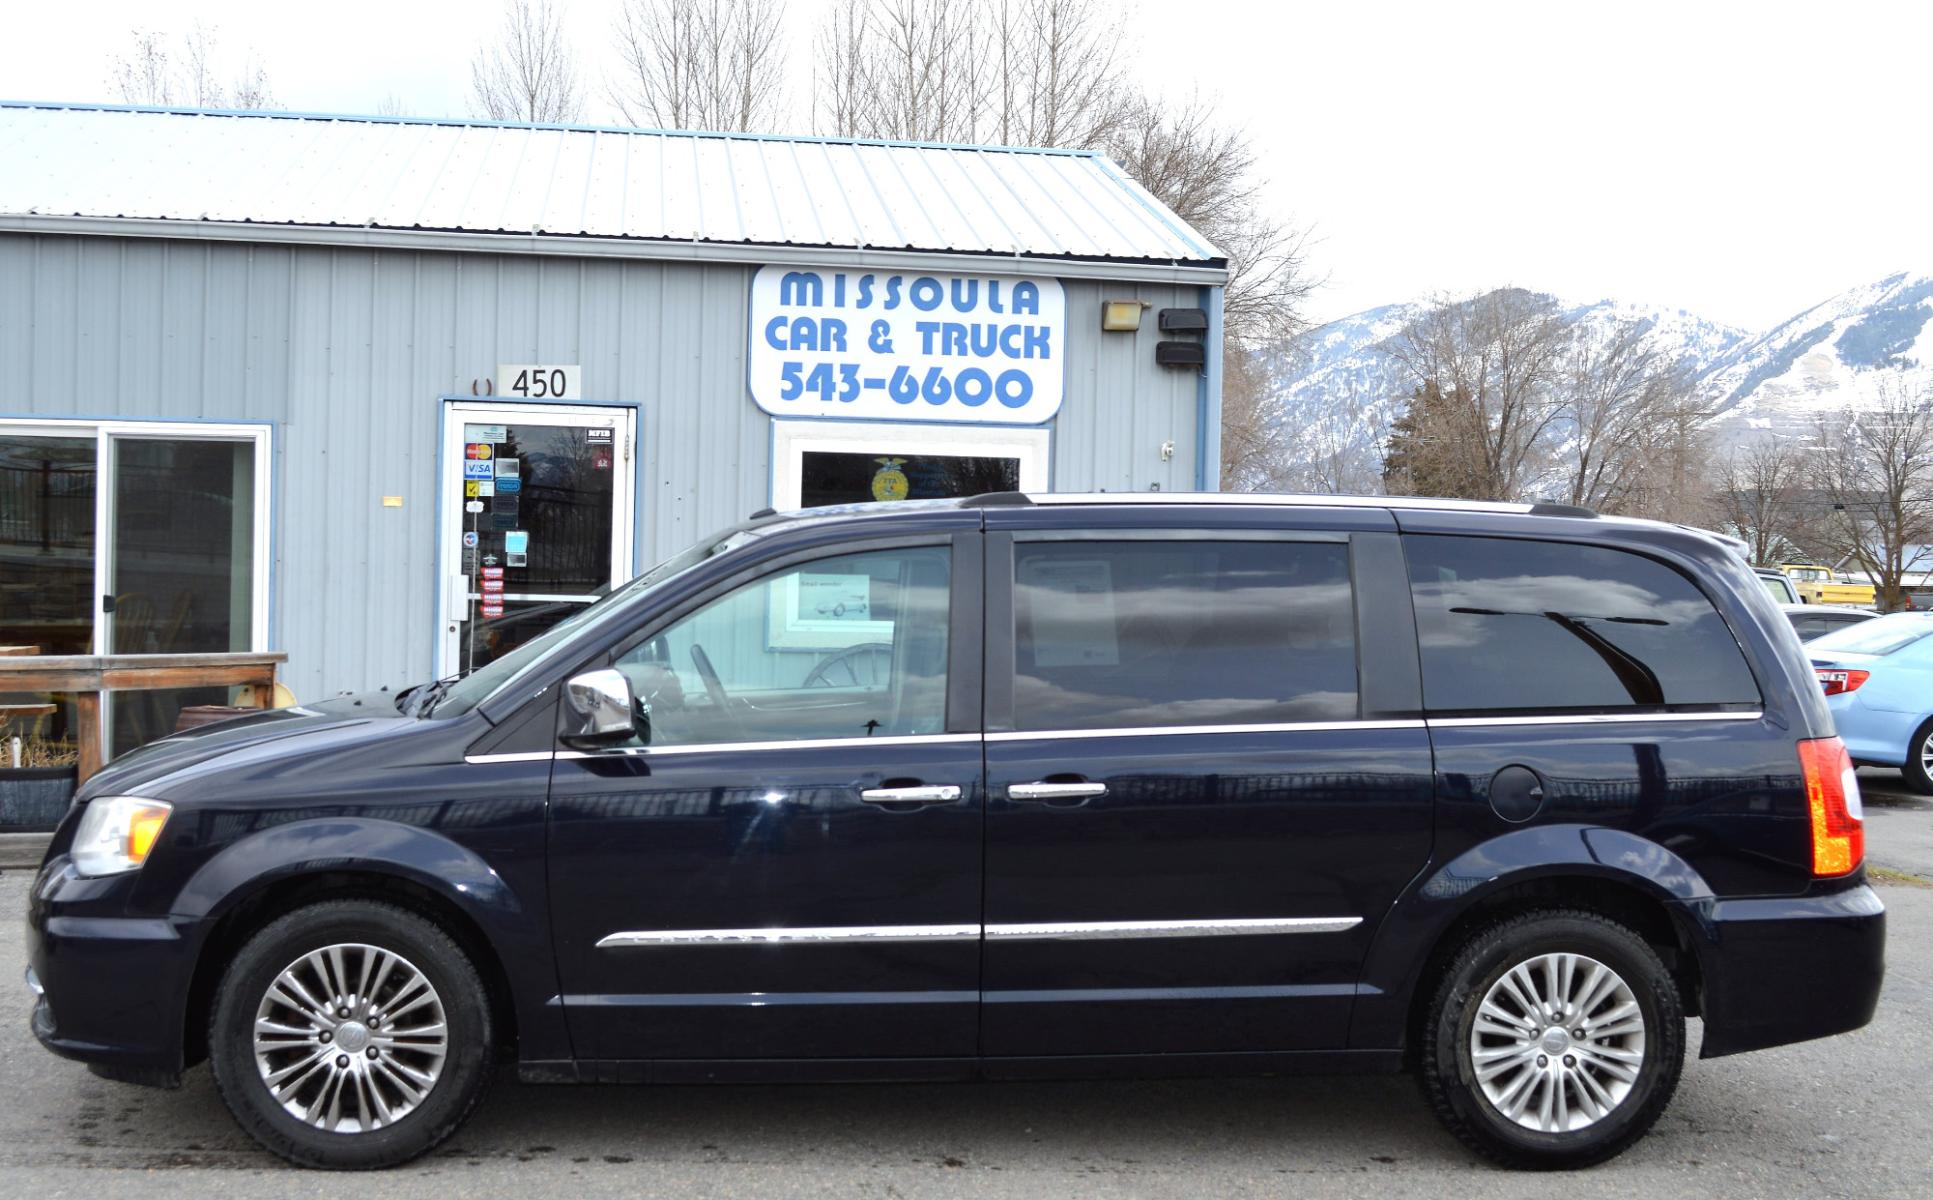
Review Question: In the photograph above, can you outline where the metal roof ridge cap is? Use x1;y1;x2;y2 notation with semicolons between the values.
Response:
0;100;1111;156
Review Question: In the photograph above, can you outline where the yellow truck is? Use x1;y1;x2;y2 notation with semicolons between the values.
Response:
1779;563;1878;606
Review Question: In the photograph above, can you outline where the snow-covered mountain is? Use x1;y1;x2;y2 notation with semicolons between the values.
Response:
1699;271;1933;438
1265;271;1933;478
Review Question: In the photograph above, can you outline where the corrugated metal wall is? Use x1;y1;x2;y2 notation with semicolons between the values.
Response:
1;232;1206;700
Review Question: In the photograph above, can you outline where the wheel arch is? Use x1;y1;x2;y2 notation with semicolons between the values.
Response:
1351;824;1712;1059
176;820;528;1069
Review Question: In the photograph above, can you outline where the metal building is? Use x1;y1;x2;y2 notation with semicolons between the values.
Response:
0;102;1226;754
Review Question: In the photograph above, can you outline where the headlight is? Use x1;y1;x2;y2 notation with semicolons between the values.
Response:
70;796;173;877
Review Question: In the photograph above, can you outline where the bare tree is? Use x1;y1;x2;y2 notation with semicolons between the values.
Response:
814;1;875;139
1553;320;1706;514
1103;96;1312;348
989;0;1126;147
1710;437;1811;566
109;25;276;110
110;30;175;105
813;0;1126;146
181;22;223;107
1812;374;1933;609
472;0;584;124
610;0;787;132
1382;289;1574;501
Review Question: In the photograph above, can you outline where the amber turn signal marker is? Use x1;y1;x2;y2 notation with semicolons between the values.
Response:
125;803;171;865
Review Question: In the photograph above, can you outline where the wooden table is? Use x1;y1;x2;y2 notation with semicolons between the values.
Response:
0;652;287;784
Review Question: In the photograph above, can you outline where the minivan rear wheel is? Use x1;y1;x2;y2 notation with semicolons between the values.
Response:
1421;910;1684;1169
208;899;493;1169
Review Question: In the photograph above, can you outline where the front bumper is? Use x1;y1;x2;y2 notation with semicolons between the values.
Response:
1682;883;1885;1058
26;855;196;1086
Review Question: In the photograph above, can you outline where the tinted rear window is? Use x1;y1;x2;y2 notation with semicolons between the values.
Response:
1405;535;1760;713
1012;540;1357;730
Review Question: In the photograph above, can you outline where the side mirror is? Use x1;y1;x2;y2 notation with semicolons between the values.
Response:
562;668;636;746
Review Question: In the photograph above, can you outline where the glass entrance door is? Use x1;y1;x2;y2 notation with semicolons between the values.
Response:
439;402;635;676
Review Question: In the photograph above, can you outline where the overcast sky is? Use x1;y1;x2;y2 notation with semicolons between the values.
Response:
10;0;1931;331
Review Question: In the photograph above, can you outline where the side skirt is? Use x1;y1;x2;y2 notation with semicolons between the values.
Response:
516;1049;1406;1086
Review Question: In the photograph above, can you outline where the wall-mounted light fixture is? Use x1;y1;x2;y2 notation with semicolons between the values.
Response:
1158;307;1209;334
1101;299;1149;332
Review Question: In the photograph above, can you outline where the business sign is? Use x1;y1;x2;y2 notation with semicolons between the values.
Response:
748;266;1065;425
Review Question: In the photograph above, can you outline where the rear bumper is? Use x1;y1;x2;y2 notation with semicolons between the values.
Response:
26;856;195;1085
1682;883;1885;1058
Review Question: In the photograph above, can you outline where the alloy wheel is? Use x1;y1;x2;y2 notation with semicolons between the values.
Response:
1468;952;1647;1133
252;943;450;1133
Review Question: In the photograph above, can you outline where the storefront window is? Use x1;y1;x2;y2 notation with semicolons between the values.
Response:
799;450;1020;507
0;434;95;766
0;422;269;767
771;420;1050;513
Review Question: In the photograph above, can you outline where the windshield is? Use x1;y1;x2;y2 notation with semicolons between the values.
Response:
1808;613;1933;659
431;527;763;717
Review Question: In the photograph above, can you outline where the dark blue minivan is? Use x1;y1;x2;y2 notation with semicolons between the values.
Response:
26;494;1884;1169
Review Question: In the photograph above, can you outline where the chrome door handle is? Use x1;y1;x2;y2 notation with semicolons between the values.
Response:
1008;781;1108;802
860;785;963;806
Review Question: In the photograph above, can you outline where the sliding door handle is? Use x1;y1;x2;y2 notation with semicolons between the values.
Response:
1008;781;1108;803
860;785;963;806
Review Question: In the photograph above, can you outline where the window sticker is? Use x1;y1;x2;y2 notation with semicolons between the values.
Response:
505;530;530;555
796;573;872;622
1021;557;1119;667
465;423;507;444
463;459;493;480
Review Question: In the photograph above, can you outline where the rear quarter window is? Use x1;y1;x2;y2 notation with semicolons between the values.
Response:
1404;534;1760;714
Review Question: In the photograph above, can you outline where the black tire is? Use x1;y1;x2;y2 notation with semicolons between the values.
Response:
208;899;494;1169
1420;910;1684;1170
1903;718;1933;795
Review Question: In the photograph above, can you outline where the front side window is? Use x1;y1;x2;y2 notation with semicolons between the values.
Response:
611;546;952;746
1405;535;1760;714
1010;540;1358;731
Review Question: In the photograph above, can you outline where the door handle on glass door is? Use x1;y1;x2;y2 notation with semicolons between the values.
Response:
1008;781;1108;803
859;785;963;806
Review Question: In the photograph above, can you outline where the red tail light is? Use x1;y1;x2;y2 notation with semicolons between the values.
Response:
1797;736;1865;876
1816;668;1870;696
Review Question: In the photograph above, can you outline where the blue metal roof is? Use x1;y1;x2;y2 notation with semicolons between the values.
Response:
0;102;1221;267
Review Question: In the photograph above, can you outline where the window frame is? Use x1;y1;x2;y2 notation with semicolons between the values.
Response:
563;531;984;752
984;527;1387;737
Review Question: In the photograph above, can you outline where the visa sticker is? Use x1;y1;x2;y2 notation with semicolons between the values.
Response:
463;460;492;480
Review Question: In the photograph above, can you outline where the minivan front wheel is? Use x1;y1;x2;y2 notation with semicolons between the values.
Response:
1421;910;1684;1169
209;900;493;1169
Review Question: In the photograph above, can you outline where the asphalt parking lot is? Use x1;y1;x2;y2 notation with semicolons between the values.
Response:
3;769;1928;1199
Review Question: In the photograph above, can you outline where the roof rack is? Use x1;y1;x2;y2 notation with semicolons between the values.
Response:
960;491;1542;516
